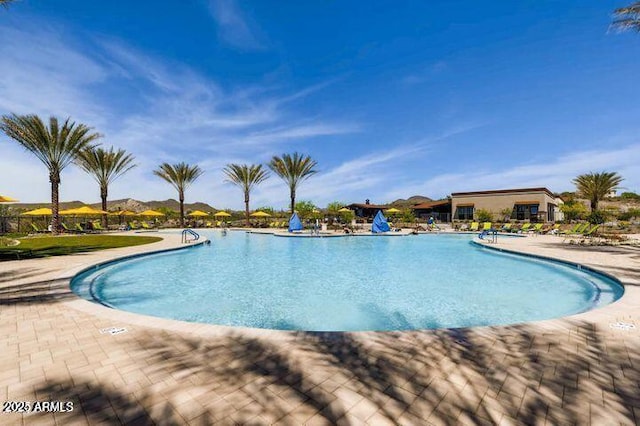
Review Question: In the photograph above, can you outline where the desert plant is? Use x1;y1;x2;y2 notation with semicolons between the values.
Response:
573;171;623;211
587;210;608;225
560;202;589;222
620;191;640;200
0;114;101;234
475;209;493;222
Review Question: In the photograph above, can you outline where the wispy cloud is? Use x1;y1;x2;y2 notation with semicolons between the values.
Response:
208;0;265;50
381;143;640;201
0;20;360;205
401;60;448;86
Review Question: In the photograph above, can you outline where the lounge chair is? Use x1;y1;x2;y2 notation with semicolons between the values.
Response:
542;224;560;234
519;223;532;233
564;224;601;244
92;221;106;232
559;223;584;235
61;222;83;234
499;223;512;232
469;222;480;232
529;223;544;234
30;223;48;233
141;222;154;230
482;222;492;231
128;221;140;230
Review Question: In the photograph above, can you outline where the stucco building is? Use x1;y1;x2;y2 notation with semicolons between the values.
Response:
451;187;563;222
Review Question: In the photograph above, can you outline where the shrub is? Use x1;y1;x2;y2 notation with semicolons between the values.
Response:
401;209;415;223
587;210;608;224
620;192;640;200
618;208;640;221
475;209;493;222
560;202;588;222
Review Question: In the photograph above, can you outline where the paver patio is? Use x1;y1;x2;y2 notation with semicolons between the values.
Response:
1;231;639;425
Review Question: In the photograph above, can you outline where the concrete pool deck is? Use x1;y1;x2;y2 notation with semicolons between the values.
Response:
0;231;639;425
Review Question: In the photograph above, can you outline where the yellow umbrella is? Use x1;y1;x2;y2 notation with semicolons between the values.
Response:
250;211;271;217
187;210;209;217
139;209;165;217
109;210;136;216
22;207;52;216
385;208;401;214
338;207;351;213
0;195;19;202
214;211;232;217
59;206;108;215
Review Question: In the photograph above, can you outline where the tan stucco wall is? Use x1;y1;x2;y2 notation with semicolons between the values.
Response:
452;190;560;221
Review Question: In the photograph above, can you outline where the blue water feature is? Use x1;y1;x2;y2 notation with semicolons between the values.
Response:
71;232;623;332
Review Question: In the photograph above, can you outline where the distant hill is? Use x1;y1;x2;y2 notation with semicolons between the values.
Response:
389;195;433;208
9;198;218;212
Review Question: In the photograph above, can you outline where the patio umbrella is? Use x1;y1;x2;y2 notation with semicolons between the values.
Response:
109;210;136;216
337;207;351;213
250;211;271;217
139;209;165;217
0;195;18;202
385;208;401;214
59;206;108;215
22;207;52;216
187;210;210;217
214;211;232;217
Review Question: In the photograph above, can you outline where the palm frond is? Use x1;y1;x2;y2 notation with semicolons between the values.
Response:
76;146;137;188
611;2;640;32
153;162;204;195
223;163;270;194
0;113;102;177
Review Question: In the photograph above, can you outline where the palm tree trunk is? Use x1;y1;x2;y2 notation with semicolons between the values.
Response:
101;185;108;228
290;187;296;214
50;173;60;235
179;191;185;228
244;190;250;227
591;199;597;211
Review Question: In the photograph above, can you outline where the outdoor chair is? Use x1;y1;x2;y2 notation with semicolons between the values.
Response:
30;223;48;233
469;222;480;231
519;223;532;233
482;222;492;231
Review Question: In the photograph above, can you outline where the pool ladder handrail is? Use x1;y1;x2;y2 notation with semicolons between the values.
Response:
182;228;200;244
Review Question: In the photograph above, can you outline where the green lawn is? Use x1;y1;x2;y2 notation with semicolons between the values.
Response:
0;235;163;260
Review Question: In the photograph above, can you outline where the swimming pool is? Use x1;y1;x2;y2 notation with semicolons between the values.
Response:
71;231;623;332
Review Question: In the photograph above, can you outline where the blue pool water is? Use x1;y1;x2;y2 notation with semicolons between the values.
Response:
71;231;623;332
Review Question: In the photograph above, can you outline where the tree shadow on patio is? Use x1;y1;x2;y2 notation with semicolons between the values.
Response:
29;319;640;425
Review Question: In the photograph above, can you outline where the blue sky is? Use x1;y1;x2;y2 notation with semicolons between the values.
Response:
1;0;639;209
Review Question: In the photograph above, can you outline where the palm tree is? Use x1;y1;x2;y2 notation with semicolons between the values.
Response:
153;162;203;227
0;114;101;234
222;164;269;226
611;2;640;32
573;171;623;211
76;147;136;228
0;0;16;9
268;152;318;214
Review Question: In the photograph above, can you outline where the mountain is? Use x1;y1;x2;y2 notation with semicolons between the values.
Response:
389;195;433;208
9;198;218;212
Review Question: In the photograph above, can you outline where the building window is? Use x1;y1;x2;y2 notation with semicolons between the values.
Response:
514;204;539;221
456;206;474;220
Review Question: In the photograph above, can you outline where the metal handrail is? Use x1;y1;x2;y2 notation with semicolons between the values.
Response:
181;228;200;243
